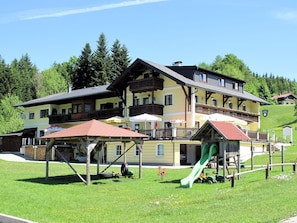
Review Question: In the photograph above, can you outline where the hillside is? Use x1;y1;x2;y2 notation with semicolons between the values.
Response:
260;104;297;143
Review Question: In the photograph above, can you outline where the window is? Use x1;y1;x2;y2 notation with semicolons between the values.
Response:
199;73;207;82
228;102;233;109
143;97;149;105
115;145;122;156
100;103;113;110
72;104;82;113
84;103;91;113
135;145;140;156
39;130;45;137
242;104;247;111
165;94;173;106
212;99;217;106
133;97;139;106
233;82;239;90
29;112;35;120
40;109;49;118
218;78;225;87
143;73;150;78
156;144;164;157
195;95;198;103
62;109;66;115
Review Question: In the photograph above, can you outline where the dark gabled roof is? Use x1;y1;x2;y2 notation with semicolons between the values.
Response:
271;93;297;100
17;85;113;107
191;120;250;141
108;58;269;104
107;58;194;92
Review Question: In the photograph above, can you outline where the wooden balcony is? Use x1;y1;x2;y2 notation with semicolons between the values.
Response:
49;108;123;124
128;77;164;93
195;103;259;123
129;104;164;116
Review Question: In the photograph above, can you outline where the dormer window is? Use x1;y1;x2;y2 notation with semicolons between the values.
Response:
218;78;225;87
233;82;239;90
199;73;207;82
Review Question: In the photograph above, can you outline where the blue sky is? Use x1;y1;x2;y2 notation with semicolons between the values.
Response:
1;0;297;80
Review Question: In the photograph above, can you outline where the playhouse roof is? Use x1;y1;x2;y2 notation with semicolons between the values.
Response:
191;120;250;141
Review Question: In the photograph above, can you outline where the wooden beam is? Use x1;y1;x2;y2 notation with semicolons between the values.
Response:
45;138;55;180
206;91;214;104
55;147;87;184
101;143;135;173
223;95;231;107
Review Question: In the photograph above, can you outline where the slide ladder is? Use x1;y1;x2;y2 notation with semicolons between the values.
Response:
180;144;217;188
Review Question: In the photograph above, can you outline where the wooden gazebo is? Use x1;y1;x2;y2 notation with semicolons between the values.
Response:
41;119;148;185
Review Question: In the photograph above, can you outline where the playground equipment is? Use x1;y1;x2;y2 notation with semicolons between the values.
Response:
180;144;218;188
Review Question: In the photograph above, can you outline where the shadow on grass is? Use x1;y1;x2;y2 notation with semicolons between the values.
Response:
159;179;181;184
17;174;121;185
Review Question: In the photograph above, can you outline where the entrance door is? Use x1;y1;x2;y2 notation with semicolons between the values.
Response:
180;144;187;165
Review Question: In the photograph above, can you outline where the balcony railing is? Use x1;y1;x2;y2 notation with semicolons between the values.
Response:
128;77;164;93
195;103;259;123
129;104;164;116
49;107;123;124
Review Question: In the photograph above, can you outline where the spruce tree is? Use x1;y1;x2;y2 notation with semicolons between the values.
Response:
110;39;131;83
92;33;109;85
72;43;94;89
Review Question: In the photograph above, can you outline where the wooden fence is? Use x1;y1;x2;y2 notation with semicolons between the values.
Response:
228;162;297;188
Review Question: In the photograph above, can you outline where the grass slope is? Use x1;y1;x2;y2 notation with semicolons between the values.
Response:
260;104;297;144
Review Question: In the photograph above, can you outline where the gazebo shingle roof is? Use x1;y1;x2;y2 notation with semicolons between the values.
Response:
41;119;148;139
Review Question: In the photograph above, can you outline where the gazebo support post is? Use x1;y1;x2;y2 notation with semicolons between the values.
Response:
135;139;143;179
84;139;94;186
95;141;104;175
45;139;55;180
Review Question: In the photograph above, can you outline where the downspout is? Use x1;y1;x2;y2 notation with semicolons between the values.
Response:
191;87;196;128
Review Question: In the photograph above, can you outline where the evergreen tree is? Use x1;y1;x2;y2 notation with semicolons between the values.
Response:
72;43;94;89
258;77;271;102
110;39;131;82
92;33;109;85
10;54;38;101
0;56;13;98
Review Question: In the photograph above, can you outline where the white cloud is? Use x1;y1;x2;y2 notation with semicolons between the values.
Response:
22;0;167;20
274;9;297;23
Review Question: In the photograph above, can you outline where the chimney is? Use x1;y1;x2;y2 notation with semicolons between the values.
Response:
68;84;72;93
172;61;183;66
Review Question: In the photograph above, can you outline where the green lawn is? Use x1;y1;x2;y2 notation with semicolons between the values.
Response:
1;145;297;223
1;104;297;222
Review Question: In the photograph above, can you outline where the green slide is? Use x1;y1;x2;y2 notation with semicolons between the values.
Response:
180;144;217;188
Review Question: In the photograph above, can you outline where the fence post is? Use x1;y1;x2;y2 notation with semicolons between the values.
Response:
265;164;269;180
293;161;296;174
269;143;272;171
251;141;254;170
231;172;235;188
281;145;284;172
